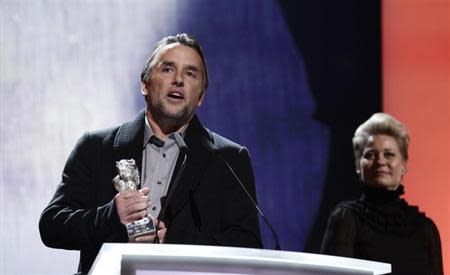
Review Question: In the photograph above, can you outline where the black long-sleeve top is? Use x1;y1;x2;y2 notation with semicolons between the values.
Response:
321;185;443;275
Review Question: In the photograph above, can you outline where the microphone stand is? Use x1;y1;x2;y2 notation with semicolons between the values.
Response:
216;153;281;250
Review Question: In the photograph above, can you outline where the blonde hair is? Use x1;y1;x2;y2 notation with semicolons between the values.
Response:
352;113;410;162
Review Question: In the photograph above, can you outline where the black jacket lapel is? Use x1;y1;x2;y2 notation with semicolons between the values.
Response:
112;109;146;183
164;115;215;221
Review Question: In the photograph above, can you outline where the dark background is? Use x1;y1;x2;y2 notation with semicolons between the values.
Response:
163;0;382;251
277;1;382;252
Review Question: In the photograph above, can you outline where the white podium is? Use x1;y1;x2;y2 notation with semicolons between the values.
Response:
89;243;391;275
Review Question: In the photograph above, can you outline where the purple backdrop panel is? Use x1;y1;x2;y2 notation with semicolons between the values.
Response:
170;0;330;250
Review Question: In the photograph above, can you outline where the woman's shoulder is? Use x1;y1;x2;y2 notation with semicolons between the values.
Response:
332;200;366;214
421;214;441;238
328;200;363;222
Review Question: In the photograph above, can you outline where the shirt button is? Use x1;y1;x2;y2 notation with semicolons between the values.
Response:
162;153;166;158
152;207;156;211
157;181;161;185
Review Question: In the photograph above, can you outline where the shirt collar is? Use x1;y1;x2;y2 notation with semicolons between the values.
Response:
143;114;188;148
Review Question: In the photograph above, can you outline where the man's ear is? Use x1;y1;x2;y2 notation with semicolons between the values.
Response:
141;82;149;96
196;90;206;107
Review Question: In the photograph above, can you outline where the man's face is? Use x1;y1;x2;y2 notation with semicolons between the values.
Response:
141;43;205;128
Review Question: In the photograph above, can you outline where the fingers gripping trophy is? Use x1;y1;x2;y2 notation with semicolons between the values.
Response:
113;159;155;240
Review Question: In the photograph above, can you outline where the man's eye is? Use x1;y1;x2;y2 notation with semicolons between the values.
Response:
384;152;395;158
185;71;196;78
162;67;173;73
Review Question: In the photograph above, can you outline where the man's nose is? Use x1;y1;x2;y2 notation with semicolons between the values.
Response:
172;72;184;87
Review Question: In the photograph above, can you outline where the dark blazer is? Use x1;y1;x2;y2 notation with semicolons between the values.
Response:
39;110;262;274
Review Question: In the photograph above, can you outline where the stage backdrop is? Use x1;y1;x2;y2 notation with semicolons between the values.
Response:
2;0;381;274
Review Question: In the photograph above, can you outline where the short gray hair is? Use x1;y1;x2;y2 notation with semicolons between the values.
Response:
140;33;209;93
352;113;410;161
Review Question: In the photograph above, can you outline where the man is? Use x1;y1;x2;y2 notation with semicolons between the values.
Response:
39;33;262;274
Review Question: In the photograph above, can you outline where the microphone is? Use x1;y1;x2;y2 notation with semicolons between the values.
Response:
201;137;281;250
154;133;188;243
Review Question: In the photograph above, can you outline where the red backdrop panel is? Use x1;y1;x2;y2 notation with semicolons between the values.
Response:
382;0;449;273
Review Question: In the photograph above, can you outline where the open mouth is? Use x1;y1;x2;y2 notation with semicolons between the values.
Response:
167;91;184;100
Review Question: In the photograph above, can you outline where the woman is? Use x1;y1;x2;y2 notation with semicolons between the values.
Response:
320;113;443;275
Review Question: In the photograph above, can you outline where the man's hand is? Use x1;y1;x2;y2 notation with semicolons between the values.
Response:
131;217;167;243
115;187;150;225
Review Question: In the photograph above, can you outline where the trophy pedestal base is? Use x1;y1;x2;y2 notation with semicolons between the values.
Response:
126;216;155;240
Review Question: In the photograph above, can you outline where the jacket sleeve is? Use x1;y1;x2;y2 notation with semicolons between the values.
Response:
39;132;127;251
212;146;263;248
320;205;357;257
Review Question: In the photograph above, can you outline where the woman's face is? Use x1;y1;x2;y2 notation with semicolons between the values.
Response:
357;134;407;190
